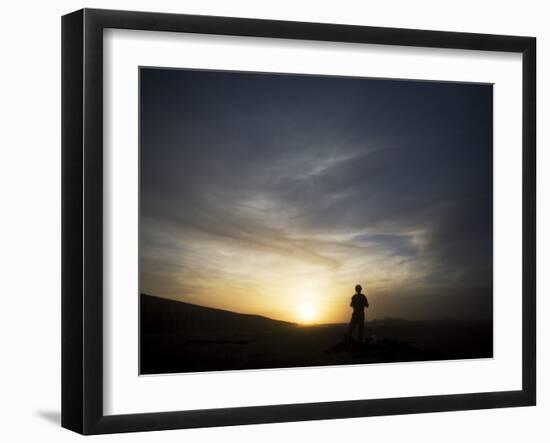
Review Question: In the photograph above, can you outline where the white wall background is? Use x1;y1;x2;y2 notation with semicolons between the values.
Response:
0;0;546;441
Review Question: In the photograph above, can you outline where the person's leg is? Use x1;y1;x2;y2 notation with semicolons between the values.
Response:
348;315;356;339
358;317;364;344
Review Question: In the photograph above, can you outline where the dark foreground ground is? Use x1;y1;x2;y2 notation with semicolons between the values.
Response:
140;294;493;375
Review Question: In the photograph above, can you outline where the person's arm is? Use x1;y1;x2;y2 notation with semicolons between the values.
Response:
365;295;369;308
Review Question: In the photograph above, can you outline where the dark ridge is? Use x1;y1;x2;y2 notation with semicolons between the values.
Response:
140;293;295;334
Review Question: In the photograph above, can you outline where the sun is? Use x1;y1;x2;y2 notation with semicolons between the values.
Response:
297;303;317;324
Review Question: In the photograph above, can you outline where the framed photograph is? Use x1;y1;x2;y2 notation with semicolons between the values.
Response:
61;8;536;435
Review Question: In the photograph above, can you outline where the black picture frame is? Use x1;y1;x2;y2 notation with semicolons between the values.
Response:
62;8;536;435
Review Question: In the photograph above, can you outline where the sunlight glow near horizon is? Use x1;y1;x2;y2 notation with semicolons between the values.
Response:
297;303;318;324
141;243;397;324
140;226;430;324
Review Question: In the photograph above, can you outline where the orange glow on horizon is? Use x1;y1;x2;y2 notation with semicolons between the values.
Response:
297;303;318;324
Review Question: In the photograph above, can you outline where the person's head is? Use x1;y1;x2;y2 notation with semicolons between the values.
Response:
355;284;362;294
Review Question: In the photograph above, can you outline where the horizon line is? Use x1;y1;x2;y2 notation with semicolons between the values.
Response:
140;293;492;325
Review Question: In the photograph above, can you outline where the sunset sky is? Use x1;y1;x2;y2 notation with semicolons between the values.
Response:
139;68;493;324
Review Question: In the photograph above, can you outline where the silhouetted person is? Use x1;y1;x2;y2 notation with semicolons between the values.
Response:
347;284;369;343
